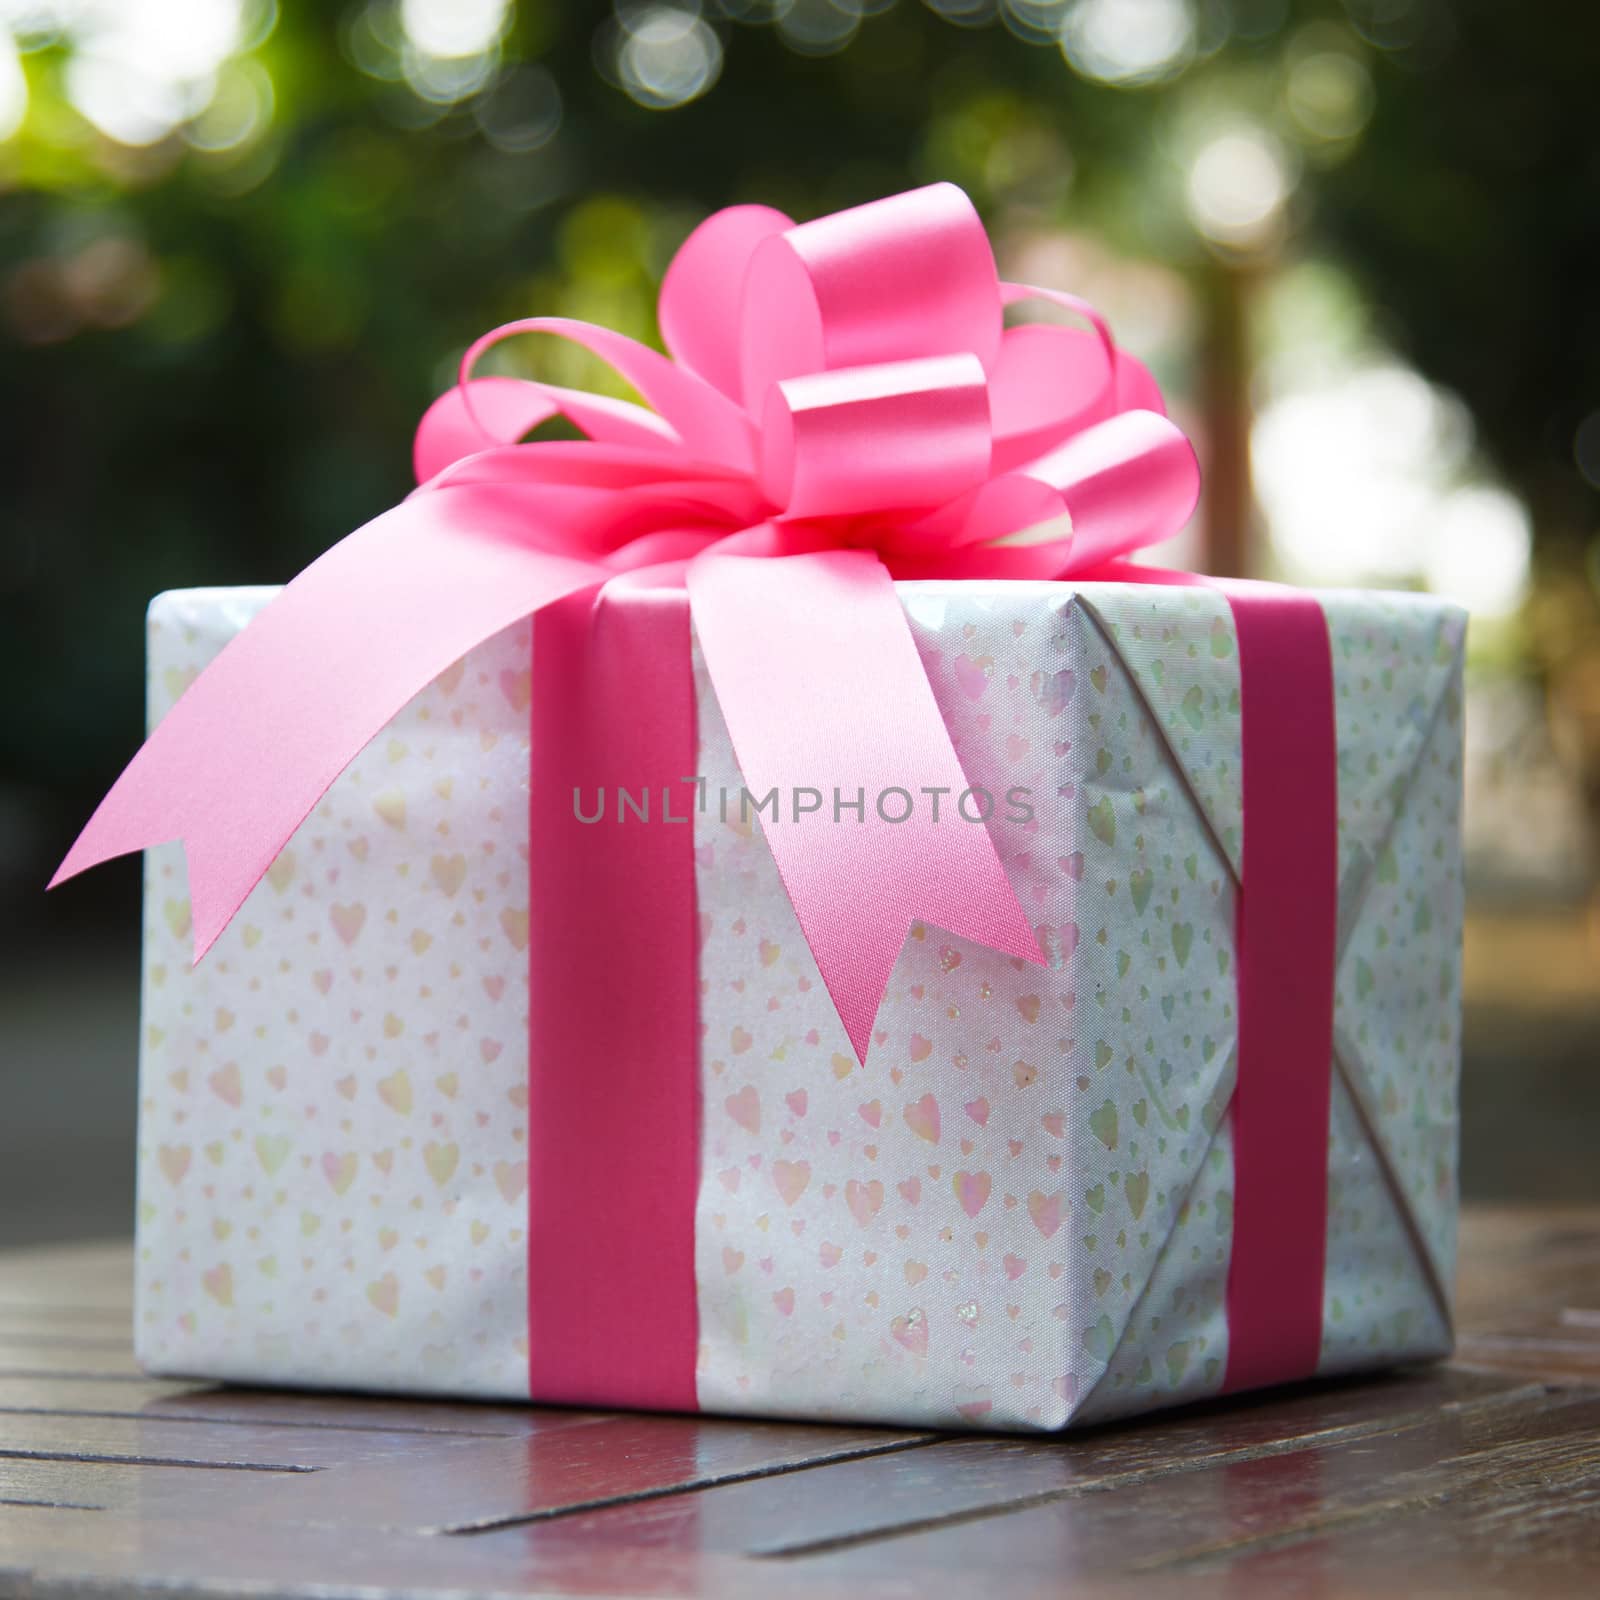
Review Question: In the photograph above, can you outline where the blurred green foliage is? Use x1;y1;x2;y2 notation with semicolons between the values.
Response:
0;0;1596;822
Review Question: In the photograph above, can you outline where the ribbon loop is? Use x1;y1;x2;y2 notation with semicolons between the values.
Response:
760;353;991;521
991;408;1201;565
414;376;682;483
457;316;757;474
660;202;794;401
738;182;1002;413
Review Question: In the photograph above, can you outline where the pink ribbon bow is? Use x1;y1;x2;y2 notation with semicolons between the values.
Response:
52;181;1199;1061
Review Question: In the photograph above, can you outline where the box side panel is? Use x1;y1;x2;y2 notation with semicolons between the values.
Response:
135;588;533;1399
1318;590;1466;1372
1031;583;1466;1424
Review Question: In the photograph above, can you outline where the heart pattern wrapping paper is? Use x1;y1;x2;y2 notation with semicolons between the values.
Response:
137;587;535;1398
135;580;1465;1429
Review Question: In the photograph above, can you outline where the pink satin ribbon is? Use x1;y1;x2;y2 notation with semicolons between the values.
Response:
50;183;1337;1413
1219;581;1338;1392
51;181;1197;1062
526;581;700;1410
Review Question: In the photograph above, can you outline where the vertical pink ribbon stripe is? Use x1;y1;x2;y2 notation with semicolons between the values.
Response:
525;580;701;1411
1220;581;1339;1393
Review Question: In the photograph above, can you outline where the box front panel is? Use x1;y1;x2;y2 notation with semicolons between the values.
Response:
136;590;534;1398
1318;590;1465;1375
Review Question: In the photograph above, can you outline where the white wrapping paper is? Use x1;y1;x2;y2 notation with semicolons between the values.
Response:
136;580;1464;1430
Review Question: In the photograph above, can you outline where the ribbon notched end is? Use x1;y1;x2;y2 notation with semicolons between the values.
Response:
48;800;154;893
830;923;1047;1070
805;860;1048;1070
50;809;260;969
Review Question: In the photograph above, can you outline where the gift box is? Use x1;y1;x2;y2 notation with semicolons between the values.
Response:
60;183;1466;1433
128;575;1463;1429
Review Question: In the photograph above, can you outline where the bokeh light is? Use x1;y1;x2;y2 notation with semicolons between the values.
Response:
342;0;509;107
1286;47;1372;145
0;0;280;148
1060;0;1194;88
399;0;508;60
473;62;562;153
1185;128;1291;249
999;0;1068;48
1340;0;1428;54
924;0;1002;29
1255;357;1532;618
1256;364;1465;584
399;0;507;102
63;0;246;146
776;0;862;57
1423;487;1534;620
343;3;407;82
402;49;497;105
613;5;723;110
3;229;161;346
184;58;273;152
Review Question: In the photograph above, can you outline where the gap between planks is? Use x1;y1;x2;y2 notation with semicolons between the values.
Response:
0;1449;317;1474
0;1404;525;1439
0;1370;179;1384
0;1496;103;1512
436;1434;944;1536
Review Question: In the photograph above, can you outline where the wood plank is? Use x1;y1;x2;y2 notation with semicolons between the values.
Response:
1455;1327;1600;1382
0;1351;935;1600
11;1381;1568;1600
470;1366;1534;1557
777;1387;1600;1588
0;1506;903;1600
214;1413;933;1534
0;1406;928;1538
1452;1205;1600;1385
1457;1206;1600;1329
0;1374;606;1436
0;1417;619;1529
1181;1424;1600;1593
0;1410;551;1472
0;1375;218;1411
0;1455;274;1514
1;1218;1597;1598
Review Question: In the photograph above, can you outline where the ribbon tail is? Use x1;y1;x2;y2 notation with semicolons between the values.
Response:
687;547;1043;1064
51;488;607;959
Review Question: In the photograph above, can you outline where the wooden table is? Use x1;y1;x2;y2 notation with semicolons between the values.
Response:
3;1207;1600;1599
